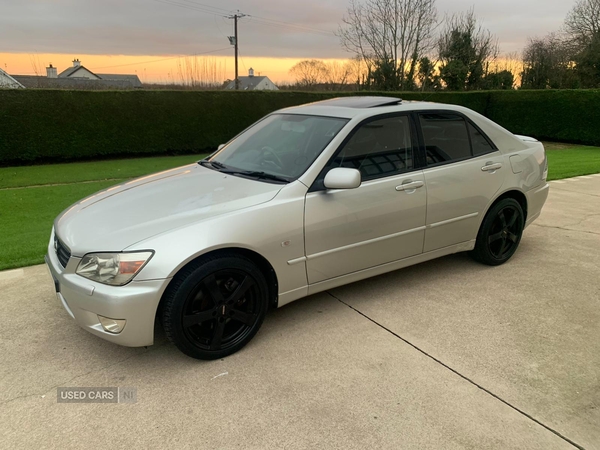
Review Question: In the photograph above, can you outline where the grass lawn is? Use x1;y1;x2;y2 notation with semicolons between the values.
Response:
0;144;599;271
1;181;118;270
0;154;207;189
544;144;600;180
0;154;206;271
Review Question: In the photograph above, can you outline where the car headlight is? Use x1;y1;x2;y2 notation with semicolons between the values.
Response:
76;252;153;286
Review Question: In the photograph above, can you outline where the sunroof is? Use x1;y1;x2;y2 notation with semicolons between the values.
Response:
311;96;402;108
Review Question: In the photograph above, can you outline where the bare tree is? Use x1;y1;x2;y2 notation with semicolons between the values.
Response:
289;60;328;86
176;56;227;88
565;0;600;48
322;61;351;85
345;55;371;85
337;0;437;90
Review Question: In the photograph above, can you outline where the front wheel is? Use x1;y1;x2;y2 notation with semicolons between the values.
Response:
161;254;269;360
471;198;525;266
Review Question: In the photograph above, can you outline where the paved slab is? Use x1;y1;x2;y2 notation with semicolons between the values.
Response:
0;176;598;449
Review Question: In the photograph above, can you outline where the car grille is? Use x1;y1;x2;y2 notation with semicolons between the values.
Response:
55;236;71;268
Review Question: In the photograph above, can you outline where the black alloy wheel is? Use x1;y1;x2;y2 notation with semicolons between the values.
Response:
471;198;525;266
162;254;269;360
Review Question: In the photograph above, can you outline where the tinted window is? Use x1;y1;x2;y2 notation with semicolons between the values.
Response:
328;116;413;181
419;113;471;165
469;122;495;156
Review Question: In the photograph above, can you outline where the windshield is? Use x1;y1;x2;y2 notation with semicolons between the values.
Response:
206;114;349;182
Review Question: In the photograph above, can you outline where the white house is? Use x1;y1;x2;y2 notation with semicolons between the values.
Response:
57;59;142;87
57;59;100;79
0;67;24;89
10;59;143;89
225;68;278;91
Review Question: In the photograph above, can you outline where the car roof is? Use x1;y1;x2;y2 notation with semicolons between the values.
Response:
308;96;403;108
276;96;464;120
275;96;530;156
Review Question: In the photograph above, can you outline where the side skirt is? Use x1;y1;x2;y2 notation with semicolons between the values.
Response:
277;240;476;307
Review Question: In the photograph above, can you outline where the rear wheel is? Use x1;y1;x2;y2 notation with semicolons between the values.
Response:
161;254;269;360
471;198;524;266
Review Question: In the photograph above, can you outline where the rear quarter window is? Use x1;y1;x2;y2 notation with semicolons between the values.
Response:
468;122;496;156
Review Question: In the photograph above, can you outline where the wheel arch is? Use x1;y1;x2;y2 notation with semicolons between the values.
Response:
156;247;280;324
484;189;528;224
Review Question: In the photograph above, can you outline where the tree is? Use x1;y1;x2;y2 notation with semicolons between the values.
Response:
323;61;352;86
345;55;370;86
574;32;600;87
289;60;328;87
565;0;600;48
482;70;514;90
437;9;498;91
521;35;578;89
565;0;600;88
337;0;437;90
416;56;440;90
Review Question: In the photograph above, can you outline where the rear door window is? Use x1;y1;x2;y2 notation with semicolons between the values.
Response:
419;113;471;165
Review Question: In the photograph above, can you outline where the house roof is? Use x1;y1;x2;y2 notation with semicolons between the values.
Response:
97;74;143;87
225;76;269;90
0;68;25;88
56;65;142;87
58;65;97;78
11;75;141;90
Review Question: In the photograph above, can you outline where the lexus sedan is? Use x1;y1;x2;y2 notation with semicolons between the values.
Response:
46;96;549;360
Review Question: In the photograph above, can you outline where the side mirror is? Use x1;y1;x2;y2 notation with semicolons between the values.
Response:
217;144;225;151
324;168;361;190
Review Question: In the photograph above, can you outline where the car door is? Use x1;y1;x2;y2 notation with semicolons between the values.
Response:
418;111;505;252
304;114;427;284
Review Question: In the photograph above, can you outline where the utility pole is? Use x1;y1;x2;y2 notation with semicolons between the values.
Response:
227;12;247;90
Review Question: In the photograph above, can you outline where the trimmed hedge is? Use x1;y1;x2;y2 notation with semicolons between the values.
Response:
400;90;600;145
1;89;599;165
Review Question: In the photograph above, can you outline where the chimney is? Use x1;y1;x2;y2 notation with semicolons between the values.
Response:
46;64;57;78
73;58;81;68
248;67;254;77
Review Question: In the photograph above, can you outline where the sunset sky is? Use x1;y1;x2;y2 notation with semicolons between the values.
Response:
1;0;578;84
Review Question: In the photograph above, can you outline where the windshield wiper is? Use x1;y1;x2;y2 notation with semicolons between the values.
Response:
199;160;289;183
221;169;290;183
198;159;227;170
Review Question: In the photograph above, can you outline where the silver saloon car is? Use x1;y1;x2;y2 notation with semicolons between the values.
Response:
46;96;549;360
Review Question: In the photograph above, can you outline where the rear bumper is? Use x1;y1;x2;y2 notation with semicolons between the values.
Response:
45;239;170;347
525;182;549;228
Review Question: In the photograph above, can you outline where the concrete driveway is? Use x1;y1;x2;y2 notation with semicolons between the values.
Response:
1;176;599;450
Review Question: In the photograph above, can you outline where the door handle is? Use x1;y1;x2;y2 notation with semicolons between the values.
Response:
396;181;424;191
481;163;502;172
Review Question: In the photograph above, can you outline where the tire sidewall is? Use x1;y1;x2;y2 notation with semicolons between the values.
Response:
162;255;269;360
475;198;525;265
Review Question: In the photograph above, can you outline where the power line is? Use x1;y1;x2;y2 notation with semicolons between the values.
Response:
245;17;336;39
249;14;336;37
90;47;232;70
177;0;233;14
152;0;228;17
153;0;336;38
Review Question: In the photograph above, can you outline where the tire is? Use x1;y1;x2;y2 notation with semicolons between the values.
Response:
161;253;269;360
471;198;525;266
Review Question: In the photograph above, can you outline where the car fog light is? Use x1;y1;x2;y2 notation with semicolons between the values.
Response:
98;316;126;334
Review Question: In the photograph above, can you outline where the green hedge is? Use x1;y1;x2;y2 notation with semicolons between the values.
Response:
400;90;600;145
1;89;599;165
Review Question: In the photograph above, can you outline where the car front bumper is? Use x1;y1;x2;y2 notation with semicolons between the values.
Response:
45;239;170;347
